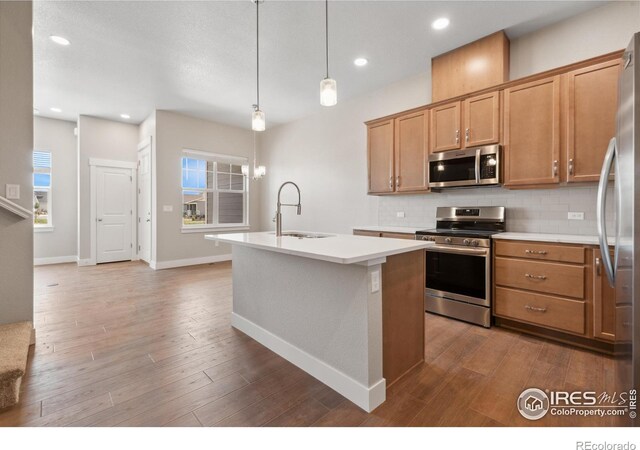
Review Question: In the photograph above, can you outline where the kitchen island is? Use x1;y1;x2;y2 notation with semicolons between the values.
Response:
205;231;430;412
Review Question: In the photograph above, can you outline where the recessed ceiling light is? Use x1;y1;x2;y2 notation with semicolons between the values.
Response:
50;107;62;113
432;17;450;30
354;58;368;67
120;114;130;119
49;35;70;46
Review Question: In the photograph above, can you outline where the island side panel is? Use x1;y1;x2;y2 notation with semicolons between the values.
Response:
381;249;426;386
230;245;384;411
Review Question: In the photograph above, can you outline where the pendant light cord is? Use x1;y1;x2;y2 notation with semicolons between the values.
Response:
325;0;329;79
256;0;260;108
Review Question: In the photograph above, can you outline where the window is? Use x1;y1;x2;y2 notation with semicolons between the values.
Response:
33;151;52;227
181;152;248;230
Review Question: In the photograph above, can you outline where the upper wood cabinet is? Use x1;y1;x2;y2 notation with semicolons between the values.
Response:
432;31;509;102
429;101;461;152
394;110;428;192
565;60;620;183
464;91;501;147
367;119;394;194
367;110;429;195
430;92;500;153
504;76;561;187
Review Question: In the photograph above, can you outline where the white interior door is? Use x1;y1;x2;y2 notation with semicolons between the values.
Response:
137;144;152;263
96;166;133;263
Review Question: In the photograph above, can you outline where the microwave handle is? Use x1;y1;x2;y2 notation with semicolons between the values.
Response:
474;149;481;184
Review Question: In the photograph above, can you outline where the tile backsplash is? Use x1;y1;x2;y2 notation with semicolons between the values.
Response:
379;185;615;235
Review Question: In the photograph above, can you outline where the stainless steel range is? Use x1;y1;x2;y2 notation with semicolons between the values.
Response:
416;206;505;328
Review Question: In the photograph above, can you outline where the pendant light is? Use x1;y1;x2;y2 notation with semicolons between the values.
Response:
320;0;337;106
251;0;265;131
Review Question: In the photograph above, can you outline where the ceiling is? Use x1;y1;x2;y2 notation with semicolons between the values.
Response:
33;0;608;128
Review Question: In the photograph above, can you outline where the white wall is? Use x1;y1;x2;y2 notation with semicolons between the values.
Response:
258;1;639;234
154;110;259;265
0;1;33;325
77;115;139;262
258;72;429;234
510;1;640;79
33;117;78;263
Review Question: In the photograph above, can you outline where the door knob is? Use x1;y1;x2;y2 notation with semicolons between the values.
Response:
97;218;103;222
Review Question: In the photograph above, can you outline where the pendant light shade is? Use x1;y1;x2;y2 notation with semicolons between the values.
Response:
320;0;337;107
320;78;337;106
251;106;265;131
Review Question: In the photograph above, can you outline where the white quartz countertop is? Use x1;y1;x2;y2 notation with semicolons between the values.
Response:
493;232;614;246
352;225;427;234
205;231;431;265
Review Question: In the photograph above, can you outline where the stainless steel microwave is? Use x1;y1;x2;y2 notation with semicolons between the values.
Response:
428;145;501;189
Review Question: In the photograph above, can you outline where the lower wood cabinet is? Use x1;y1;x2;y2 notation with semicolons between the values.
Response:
593;248;617;341
353;229;416;240
494;239;619;353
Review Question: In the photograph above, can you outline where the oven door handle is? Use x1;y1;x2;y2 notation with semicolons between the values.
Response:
426;245;488;256
475;148;481;184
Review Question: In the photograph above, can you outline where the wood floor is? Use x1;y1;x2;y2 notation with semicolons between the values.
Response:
0;260;625;427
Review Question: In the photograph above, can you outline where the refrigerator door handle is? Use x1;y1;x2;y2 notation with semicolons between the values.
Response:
597;137;617;287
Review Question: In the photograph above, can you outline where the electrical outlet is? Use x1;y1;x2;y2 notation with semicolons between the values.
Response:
396;211;405;218
162;205;173;212
5;184;19;200
371;270;380;293
568;212;584;220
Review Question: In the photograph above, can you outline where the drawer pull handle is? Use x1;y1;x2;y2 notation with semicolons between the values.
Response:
525;273;547;280
525;305;547;313
525;249;547;255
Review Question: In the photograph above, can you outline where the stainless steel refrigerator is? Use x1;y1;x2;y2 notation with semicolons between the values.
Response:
597;32;639;419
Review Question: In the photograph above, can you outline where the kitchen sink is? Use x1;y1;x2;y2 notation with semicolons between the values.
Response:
271;232;334;239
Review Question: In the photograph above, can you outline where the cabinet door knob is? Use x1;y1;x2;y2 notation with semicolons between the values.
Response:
569;158;574;176
525;249;547;255
553;160;558;177
596;257;601;276
396;176;400;187
465;128;470;143
455;129;460;144
525;305;547;313
525;273;547;280
388;176;393;189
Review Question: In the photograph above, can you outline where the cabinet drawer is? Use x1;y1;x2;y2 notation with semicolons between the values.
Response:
495;240;585;263
495;287;585;335
495;257;585;299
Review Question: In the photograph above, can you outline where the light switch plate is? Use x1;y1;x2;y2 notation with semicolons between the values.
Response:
371;270;380;293
396;211;405;218
162;205;173;212
5;184;19;200
568;212;584;220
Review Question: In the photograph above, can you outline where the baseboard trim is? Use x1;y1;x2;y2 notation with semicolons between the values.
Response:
34;255;77;266
151;254;232;270
231;312;386;412
77;258;95;267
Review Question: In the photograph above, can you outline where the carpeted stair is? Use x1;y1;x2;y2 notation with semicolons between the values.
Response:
0;321;32;409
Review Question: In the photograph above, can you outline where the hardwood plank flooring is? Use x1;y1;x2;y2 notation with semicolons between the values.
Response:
0;260;626;427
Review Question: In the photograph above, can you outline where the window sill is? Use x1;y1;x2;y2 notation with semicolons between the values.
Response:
34;226;54;233
181;226;250;234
